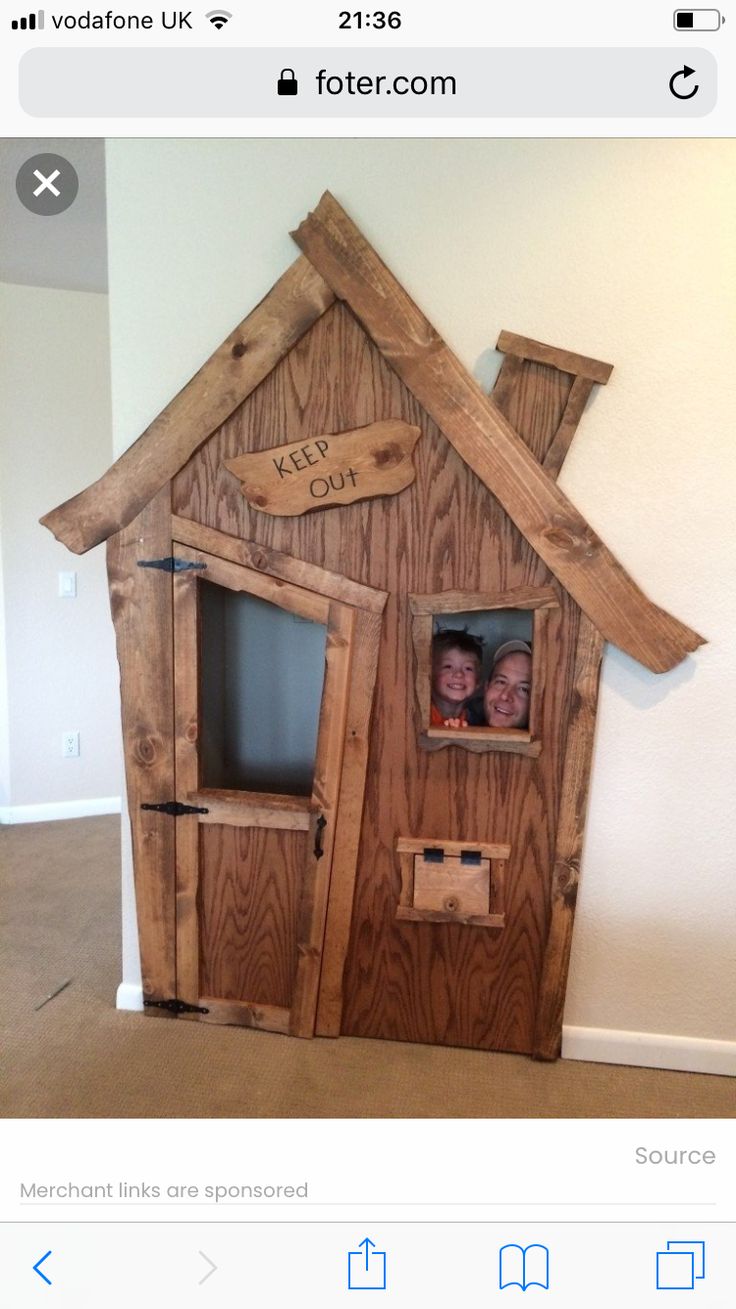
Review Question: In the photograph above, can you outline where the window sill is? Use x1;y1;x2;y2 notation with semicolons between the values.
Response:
419;727;542;757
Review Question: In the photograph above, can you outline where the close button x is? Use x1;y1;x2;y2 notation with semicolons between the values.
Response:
33;168;61;197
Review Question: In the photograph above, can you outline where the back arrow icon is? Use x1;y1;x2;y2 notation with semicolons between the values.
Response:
33;1251;53;1285
669;64;699;98
198;1250;217;1285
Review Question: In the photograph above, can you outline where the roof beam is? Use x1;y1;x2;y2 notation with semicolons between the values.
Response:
41;256;336;555
292;192;704;673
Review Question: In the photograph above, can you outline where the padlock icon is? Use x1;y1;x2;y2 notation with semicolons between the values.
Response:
277;68;298;96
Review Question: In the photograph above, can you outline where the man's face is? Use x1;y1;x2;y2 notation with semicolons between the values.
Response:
432;646;481;706
484;652;532;728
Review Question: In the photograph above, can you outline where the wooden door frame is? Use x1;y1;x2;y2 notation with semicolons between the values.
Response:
170;518;387;1038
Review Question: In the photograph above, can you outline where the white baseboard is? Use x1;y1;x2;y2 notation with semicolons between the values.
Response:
116;982;144;1012
562;1025;736;1077
0;796;121;824
107;998;736;1075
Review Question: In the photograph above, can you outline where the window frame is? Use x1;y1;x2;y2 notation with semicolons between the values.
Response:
408;585;560;756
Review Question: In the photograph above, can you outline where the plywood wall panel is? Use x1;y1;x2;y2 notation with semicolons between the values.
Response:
198;825;305;1009
174;304;579;1054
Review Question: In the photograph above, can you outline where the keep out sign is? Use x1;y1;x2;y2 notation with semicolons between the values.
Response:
225;420;423;516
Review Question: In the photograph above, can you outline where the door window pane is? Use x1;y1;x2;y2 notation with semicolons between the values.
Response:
199;580;327;796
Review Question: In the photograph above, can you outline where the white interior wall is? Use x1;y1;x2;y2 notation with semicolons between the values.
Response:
0;283;120;820
105;139;736;1070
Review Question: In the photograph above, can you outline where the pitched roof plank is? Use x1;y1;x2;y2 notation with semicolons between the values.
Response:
41;255;336;555
292;192;703;673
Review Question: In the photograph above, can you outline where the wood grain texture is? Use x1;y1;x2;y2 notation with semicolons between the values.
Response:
172;515;387;613
41;256;335;555
106;487;176;1004
412;855;491;916
290;602;355;1036
199;998;291;1034
421;727;542;757
490;354;525;413
532;615;605;1060
292;193;703;673
191;790;312;830
225;419;423;517
409;585;559;616
176;544;330;625
315;607;383;1037
493;356;574;468
396;837;511;859
495;331;614;384
173;301;573;1053
542;376;596;479
199;824;306;1009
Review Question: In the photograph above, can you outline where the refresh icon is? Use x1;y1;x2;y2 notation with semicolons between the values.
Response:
669;64;699;97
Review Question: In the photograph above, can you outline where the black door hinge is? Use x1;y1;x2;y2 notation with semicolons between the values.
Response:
141;801;210;817
144;997;210;1015
137;556;207;573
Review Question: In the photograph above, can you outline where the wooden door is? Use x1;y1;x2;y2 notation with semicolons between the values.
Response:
170;534;381;1037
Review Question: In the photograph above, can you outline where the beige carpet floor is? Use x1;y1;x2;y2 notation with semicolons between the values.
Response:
1;816;733;1118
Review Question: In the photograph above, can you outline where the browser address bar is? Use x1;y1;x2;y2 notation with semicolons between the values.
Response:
19;47;716;118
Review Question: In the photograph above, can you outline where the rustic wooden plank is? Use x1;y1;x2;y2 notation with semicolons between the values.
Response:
106;486;176;1005
199;997;291;1034
191;789;312;831
496;330;614;384
225;419;423;517
396;836;511;859
413;855;490;916
199;824;305;1010
494;355;574;469
532;615;605;1060
315;607;383;1037
409;585;559;616
41;256;336;555
490;353;525;411
528;606;550;738
411;613;433;730
396;906;505;929
172;514;387;613
422;727;543;757
542;376;596;479
172;568;202;1012
177;544;330;625
290;602;355;1037
292;193;703;673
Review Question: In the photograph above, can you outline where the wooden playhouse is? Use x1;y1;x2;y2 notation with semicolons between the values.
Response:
42;194;703;1060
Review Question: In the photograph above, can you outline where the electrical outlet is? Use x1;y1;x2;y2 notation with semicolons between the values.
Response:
62;731;80;758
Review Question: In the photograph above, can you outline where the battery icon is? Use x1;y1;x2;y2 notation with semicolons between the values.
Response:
674;9;723;28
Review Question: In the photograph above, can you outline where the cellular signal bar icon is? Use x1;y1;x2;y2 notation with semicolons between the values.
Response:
11;9;44;28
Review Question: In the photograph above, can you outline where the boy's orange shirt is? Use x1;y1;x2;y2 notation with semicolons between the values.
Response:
430;702;470;728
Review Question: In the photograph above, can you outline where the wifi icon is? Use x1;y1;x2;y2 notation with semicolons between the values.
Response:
206;8;231;28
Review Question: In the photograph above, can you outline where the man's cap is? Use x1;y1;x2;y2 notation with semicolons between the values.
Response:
492;639;532;668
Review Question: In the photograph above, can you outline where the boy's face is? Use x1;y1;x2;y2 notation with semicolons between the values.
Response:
484;652;532;728
432;646;481;706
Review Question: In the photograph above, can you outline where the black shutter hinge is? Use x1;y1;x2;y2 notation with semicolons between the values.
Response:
141;801;209;817
137;556;207;573
144;997;210;1015
314;814;327;859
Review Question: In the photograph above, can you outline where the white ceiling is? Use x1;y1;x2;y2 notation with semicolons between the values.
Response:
0;137;108;293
